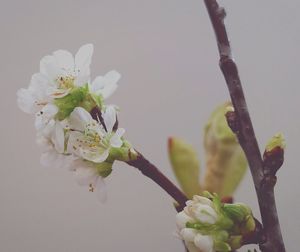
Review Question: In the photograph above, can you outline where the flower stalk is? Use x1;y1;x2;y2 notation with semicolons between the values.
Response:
127;152;188;211
202;0;286;251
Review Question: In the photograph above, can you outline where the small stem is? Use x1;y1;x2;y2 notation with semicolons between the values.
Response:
203;0;286;251
127;151;188;211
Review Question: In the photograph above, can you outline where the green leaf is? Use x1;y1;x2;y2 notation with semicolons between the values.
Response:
168;137;201;198
221;147;248;197
203;102;248;197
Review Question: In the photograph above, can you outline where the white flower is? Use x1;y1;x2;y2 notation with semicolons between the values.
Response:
176;195;217;252
37;121;74;169
17;44;94;114
67;106;125;163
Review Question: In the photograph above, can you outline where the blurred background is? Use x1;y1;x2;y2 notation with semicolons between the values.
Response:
1;0;299;251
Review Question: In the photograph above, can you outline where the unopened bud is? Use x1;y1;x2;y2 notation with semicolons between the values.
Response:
263;133;285;176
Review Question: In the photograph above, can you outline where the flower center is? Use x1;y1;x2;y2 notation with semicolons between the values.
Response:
56;76;75;90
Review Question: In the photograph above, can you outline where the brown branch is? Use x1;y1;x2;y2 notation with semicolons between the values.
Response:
127;151;188;212
203;1;286;251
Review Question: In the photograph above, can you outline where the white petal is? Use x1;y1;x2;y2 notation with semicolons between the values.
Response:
34;104;58;131
194;234;214;252
74;74;90;87
90;75;105;92
17;88;36;113
176;211;194;230
29;73;51;100
194;205;218;224
75;44;93;76
91;70;120;99
193;196;213;207
95;177;107;203
41;150;76;169
36;135;52;152
40;55;62;81
53;122;65;153
81;148;109;163
185;242;200;252
74;165;97;186
180;228;197;242
53;49;74;72
110;128;125;148
102;106;116;133
40;119;56;137
69;107;93;131
67;131;85;155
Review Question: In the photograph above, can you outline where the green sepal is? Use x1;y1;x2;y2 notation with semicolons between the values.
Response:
243;214;256;233
228;235;243;250
85;160;113;178
214;240;231;252
214;230;229;242
109;140;138;162
168;137;201;198
54;85;89;120
80;92;103;113
186;222;217;234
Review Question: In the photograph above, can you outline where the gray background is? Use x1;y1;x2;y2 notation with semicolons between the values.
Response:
1;0;299;251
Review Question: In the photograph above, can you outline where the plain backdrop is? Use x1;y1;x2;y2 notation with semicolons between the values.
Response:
1;0;299;251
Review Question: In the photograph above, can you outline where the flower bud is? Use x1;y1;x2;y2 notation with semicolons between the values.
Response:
176;192;257;252
263;133;285;176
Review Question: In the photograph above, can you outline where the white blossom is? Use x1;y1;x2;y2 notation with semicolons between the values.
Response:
176;195;217;252
67;106;125;163
17;44;94;114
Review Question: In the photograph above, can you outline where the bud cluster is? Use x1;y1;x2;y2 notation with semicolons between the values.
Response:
176;192;256;252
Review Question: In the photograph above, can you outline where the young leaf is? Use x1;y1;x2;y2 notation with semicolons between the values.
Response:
203;102;248;197
168;137;201;198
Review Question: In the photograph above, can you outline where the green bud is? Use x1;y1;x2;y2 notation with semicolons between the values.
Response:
243;214;256;233
168;137;201;198
265;133;285;152
228;235;243;250
214;230;229;242
214;240;231;252
223;203;252;222
203;102;248;197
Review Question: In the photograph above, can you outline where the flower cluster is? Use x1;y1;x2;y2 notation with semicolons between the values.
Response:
17;44;135;200
176;192;256;252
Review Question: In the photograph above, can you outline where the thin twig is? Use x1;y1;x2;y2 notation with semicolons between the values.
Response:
127;151;188;211
203;0;285;251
